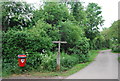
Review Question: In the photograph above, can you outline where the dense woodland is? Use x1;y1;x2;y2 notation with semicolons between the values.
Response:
1;1;119;76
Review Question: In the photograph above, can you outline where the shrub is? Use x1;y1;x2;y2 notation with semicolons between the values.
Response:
60;21;90;62
112;44;120;52
40;52;57;71
90;35;111;50
2;30;52;74
61;52;79;71
2;21;55;75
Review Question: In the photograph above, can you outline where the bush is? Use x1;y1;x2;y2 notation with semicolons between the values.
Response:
40;52;57;71
112;44;120;52
2;21;56;75
61;52;79;71
90;35;111;50
60;21;90;62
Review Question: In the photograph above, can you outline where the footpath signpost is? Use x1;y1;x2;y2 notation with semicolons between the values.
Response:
52;41;67;71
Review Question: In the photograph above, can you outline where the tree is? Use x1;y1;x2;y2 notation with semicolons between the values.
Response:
85;3;104;40
2;1;35;31
42;2;70;26
109;20;119;43
101;20;120;44
70;2;87;27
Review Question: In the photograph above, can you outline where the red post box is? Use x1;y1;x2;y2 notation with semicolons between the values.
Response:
18;54;27;67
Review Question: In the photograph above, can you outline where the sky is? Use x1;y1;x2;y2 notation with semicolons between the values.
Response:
21;0;119;30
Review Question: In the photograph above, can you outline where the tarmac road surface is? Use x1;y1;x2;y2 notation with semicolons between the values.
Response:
66;49;118;79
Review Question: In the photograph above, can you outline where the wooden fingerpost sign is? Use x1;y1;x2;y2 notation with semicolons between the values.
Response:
52;41;67;71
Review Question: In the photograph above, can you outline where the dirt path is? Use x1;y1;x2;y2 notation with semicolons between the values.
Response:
66;49;118;79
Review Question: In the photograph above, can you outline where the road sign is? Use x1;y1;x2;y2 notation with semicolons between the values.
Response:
52;41;67;71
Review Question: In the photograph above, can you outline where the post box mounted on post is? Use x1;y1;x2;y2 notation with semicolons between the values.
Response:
18;54;27;67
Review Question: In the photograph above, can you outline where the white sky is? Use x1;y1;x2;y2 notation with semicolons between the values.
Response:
80;0;119;28
21;0;119;29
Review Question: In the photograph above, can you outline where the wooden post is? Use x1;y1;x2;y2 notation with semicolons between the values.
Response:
56;42;60;71
52;41;67;71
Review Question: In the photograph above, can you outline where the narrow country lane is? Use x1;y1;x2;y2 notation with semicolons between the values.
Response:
66;49;118;79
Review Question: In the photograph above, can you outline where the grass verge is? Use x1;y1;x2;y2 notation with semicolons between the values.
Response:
111;51;120;63
4;50;100;78
27;50;100;77
112;51;120;53
118;57;120;63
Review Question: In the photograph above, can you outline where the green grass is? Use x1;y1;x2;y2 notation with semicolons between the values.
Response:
118;57;120;63
0;65;1;78
0;60;2;78
25;50;100;77
100;48;109;50
111;50;120;63
112;51;120;53
88;50;100;62
30;62;90;77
